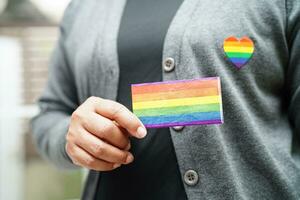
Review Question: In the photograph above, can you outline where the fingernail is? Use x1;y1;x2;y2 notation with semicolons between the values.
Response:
113;163;121;169
136;126;147;138
125;154;134;164
125;143;131;150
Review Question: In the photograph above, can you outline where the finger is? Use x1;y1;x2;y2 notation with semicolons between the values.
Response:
82;112;130;149
113;121;132;150
89;97;147;138
117;125;131;150
67;143;121;171
75;128;134;164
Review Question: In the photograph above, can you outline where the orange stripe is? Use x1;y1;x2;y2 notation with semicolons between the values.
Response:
132;79;218;95
132;87;219;102
224;41;253;47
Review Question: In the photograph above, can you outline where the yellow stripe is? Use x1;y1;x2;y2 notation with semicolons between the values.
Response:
224;46;254;53
223;41;253;47
132;95;221;110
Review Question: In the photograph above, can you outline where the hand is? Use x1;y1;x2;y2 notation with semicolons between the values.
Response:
65;96;147;171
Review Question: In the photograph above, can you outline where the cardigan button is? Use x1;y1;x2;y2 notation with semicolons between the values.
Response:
184;170;199;186
172;126;184;131
163;57;175;72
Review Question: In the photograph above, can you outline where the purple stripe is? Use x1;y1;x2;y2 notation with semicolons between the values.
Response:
232;62;245;68
131;77;219;87
145;119;223;128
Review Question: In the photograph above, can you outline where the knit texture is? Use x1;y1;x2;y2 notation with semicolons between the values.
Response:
31;0;300;199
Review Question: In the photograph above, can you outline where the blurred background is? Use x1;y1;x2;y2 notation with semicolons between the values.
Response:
0;0;83;199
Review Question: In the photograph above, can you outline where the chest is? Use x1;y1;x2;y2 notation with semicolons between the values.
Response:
65;0;288;104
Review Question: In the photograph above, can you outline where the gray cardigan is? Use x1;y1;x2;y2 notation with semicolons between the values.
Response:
31;0;300;199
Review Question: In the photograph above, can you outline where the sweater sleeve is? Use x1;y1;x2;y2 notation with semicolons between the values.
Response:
286;0;300;135
31;0;80;169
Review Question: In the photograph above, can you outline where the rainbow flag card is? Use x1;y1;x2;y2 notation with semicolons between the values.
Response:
131;77;224;128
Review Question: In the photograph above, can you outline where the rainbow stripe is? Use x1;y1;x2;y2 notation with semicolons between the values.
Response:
131;77;224;128
223;36;254;69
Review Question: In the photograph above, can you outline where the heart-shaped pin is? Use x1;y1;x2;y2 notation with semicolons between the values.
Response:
223;36;254;69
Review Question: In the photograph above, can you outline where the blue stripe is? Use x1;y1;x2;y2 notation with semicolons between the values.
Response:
229;57;249;63
139;111;221;125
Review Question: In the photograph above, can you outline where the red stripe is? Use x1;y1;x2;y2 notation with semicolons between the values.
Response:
132;79;219;95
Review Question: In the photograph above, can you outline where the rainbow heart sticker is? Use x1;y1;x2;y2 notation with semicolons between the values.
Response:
223;36;254;69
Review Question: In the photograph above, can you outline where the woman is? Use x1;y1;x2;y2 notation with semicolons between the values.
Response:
32;0;300;199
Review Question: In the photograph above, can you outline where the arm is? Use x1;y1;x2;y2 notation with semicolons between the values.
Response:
31;1;80;169
286;0;300;135
31;1;147;170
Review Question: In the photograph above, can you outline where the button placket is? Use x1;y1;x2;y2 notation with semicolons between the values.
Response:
164;58;185;131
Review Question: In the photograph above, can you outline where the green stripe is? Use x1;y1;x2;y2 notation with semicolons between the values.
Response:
134;103;221;117
225;52;252;58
